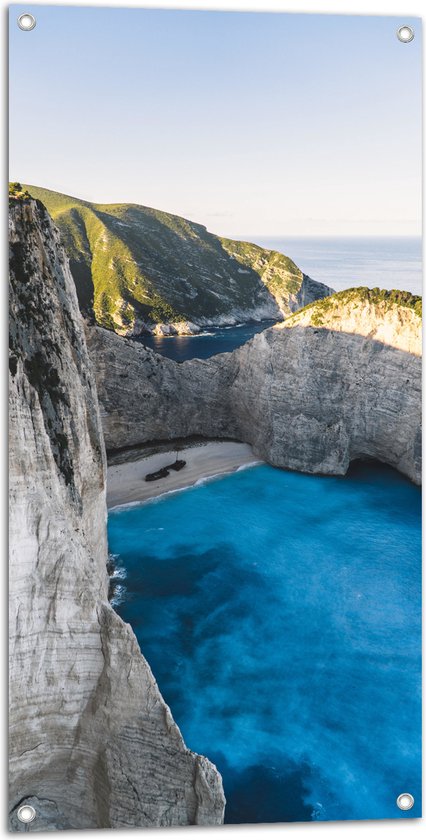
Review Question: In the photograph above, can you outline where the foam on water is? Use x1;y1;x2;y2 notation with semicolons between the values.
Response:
138;321;275;361
108;461;421;823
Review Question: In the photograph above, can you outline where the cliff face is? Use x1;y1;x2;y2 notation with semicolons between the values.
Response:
87;290;421;485
9;198;225;831
23;185;333;335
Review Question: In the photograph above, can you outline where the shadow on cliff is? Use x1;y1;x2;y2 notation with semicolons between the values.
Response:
99;323;422;485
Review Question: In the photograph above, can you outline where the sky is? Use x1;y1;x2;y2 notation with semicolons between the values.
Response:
9;5;422;237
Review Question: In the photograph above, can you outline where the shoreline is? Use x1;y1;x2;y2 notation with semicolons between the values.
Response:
123;316;280;340
107;440;263;509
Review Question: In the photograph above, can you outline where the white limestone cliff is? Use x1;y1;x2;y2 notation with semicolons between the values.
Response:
8;197;225;831
87;290;421;486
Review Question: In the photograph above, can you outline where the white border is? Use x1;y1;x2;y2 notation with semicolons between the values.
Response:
1;2;424;838
3;1;425;14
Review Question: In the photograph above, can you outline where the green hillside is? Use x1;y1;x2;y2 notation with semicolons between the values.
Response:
288;286;422;326
23;184;333;333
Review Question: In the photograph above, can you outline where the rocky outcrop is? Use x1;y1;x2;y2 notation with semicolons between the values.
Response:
9;197;225;830
87;289;421;485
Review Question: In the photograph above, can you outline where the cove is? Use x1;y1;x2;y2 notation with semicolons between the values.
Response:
136;321;275;361
108;461;421;823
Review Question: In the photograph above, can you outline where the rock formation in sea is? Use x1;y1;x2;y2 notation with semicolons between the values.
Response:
22;184;334;336
9;194;225;830
87;288;421;485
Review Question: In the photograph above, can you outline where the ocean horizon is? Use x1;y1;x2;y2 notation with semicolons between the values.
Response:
140;235;422;361
254;235;422;297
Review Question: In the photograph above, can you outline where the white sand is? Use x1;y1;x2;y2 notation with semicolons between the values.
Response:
107;441;262;508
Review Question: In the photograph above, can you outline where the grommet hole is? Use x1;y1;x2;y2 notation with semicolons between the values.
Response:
17;13;36;31
397;25;414;43
396;792;414;811
17;804;37;823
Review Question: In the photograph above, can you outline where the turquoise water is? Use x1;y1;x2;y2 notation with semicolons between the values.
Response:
108;461;421;823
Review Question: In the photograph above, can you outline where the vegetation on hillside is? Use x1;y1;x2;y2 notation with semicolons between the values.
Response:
17;187;419;336
220;238;302;297
22;185;319;333
287;287;422;327
9;182;31;200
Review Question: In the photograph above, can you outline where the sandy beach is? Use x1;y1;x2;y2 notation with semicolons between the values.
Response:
107;441;262;508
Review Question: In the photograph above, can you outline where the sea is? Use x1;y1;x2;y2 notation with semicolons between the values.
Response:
139;321;274;362
140;237;422;362
108;461;421;824
259;236;422;296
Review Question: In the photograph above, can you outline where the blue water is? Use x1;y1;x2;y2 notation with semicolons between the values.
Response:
108;461;421;823
257;236;422;297
138;237;422;361
138;321;274;362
